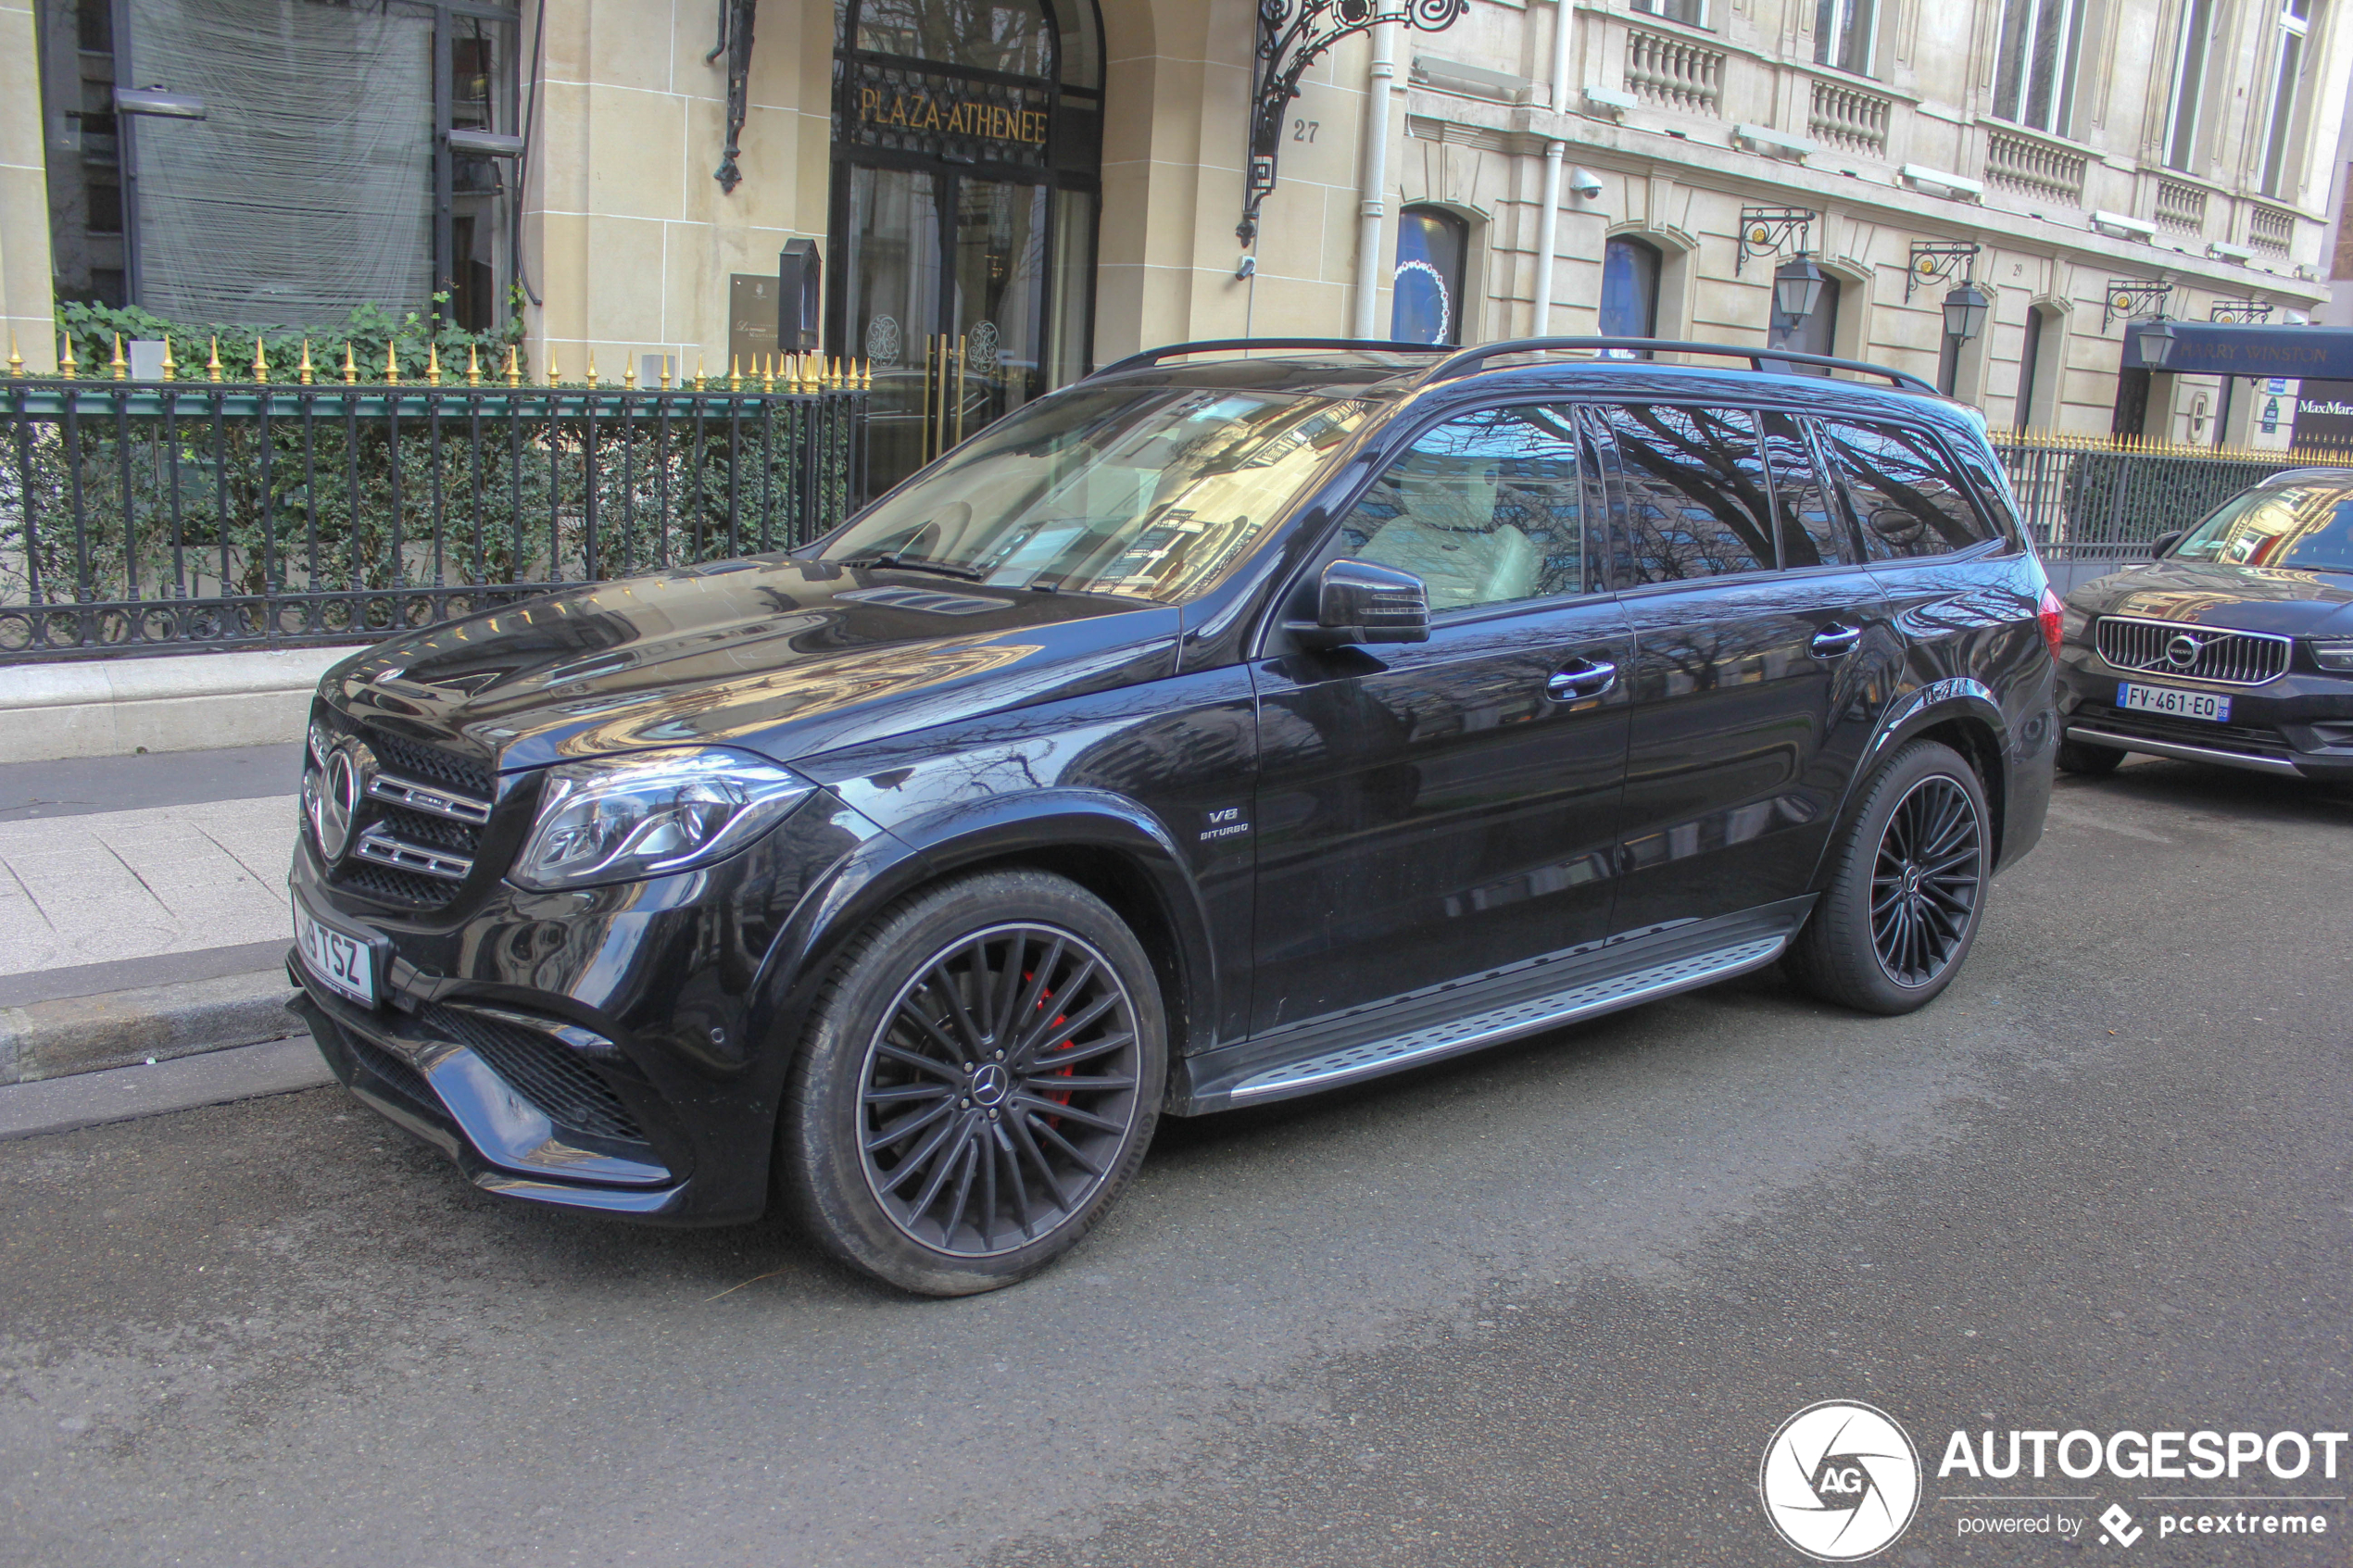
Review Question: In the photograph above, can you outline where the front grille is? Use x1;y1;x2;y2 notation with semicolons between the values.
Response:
313;709;499;911
420;1003;646;1143
2095;617;2289;686
2075;702;2293;758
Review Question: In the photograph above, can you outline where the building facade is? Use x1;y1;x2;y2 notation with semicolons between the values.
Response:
2;0;2346;480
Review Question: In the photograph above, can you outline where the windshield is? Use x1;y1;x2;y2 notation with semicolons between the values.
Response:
816;383;1380;601
2172;483;2353;571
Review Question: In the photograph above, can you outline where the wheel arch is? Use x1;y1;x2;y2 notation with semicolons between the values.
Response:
757;791;1218;1085
1817;680;2011;887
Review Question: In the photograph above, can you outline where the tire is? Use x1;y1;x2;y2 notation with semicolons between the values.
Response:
1786;739;1992;1017
2056;737;2126;776
777;869;1165;1296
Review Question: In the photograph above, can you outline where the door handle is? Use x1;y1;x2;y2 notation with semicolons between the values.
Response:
1545;658;1617;702
1810;623;1865;657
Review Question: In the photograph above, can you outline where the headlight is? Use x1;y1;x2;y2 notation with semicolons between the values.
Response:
2312;639;2353;672
510;747;817;891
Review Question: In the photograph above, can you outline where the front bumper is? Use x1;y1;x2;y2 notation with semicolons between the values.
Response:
287;786;890;1224
2056;645;2353;781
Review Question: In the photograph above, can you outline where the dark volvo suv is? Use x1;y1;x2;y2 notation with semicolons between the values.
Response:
287;338;2057;1294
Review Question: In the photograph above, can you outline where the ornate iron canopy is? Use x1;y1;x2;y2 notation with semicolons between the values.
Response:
2104;276;2172;331
711;0;759;192
1734;207;1815;275
1239;0;1469;247
1905;240;1981;302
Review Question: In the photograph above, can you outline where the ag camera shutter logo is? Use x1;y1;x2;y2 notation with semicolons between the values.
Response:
1760;1400;1923;1561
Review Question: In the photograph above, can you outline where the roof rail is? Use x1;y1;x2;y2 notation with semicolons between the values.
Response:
1417;337;1940;395
1092;337;1451;379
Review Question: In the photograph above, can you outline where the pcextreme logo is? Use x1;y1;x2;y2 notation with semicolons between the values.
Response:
1759;1401;1924;1562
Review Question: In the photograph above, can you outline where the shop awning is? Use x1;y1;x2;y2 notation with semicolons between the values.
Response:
2123;321;2353;379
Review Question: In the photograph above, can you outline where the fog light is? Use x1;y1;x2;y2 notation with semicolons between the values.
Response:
2312;639;2353;671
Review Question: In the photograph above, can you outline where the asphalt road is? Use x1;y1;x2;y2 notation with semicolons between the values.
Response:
2;759;2347;1568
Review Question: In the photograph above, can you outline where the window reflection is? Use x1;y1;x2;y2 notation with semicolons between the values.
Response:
1601;405;1774;583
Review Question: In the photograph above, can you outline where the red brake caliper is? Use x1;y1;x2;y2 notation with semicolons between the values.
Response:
1023;969;1076;1125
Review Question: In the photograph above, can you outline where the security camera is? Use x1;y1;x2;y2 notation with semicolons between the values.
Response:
1567;167;1605;200
1236;255;1257;281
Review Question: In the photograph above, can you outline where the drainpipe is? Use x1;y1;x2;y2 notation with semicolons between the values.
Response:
1548;0;1574;110
1533;140;1565;333
1530;0;1575;334
1353;21;1399;340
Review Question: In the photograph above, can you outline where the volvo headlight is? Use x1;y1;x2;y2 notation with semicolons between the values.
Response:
2312;639;2353;672
510;747;817;891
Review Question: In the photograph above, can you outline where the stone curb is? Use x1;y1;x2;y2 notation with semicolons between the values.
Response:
0;1036;336;1142
0;969;303;1086
0;646;360;764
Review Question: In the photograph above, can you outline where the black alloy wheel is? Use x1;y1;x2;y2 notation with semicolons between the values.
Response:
779;870;1165;1296
859;922;1143;1256
1786;738;1991;1015
1868;774;1983;988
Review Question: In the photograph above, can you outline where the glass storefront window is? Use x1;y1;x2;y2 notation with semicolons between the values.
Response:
35;0;517;329
1391;207;1467;346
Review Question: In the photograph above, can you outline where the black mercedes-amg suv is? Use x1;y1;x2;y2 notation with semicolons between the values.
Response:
286;337;2058;1295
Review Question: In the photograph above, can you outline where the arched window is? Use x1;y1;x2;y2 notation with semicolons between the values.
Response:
1598;237;1661;342
1392;207;1469;345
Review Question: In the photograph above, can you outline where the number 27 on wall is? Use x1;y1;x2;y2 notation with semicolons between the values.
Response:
1292;119;1318;142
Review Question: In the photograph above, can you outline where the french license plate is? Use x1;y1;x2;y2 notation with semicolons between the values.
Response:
2117;682;2231;722
294;901;377;1007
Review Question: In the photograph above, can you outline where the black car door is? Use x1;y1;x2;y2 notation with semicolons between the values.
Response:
1598;403;1892;932
1247;402;1634;1035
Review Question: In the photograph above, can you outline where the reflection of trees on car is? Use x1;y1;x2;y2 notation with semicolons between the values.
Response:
1602;404;1776;580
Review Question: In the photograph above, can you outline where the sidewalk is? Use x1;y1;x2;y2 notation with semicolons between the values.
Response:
0;744;326;1126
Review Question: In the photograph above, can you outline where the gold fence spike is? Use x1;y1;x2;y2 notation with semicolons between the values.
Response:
761;355;776;394
58;333;79;379
252;337;269;383
727;354;741;392
694;353;707;392
342;342;359;384
467;344;481;386
159;336;176;381
624;354;638;390
384;340;401;386
658;356;673;390
205;337;220;383
585;351;598;388
427;342;443;385
296;340;312;384
110;333;128;380
6;333;20;378
546;347;560;386
504;344;521;386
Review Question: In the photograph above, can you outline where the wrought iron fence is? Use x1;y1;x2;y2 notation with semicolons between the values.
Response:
1;374;868;661
1992;431;2352;560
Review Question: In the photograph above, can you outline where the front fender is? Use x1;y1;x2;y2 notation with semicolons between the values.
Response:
754;788;1222;1074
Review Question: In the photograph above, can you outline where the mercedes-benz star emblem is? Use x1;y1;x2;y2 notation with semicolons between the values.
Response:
969;1062;1013;1108
2165;633;2203;669
311;741;373;862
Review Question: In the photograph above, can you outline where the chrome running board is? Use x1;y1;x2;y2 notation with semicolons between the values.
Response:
1226;934;1791;1104
2065;724;2302;778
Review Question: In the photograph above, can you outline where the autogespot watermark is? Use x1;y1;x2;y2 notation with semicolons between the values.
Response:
1760;1404;2348;1559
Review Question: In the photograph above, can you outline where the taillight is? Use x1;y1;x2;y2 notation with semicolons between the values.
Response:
2037;588;2065;659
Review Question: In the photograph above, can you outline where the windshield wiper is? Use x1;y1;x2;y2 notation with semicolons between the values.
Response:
838;552;988;581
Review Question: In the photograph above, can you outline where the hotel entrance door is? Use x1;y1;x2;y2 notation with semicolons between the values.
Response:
829;0;1101;494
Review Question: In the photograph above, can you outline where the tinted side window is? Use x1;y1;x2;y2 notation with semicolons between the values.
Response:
1822;420;1993;560
1942;434;2025;549
1764;412;1851;568
1599;404;1773;583
1337;405;1587;612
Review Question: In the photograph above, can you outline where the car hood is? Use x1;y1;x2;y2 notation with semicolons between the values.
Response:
321;558;1181;773
2063;558;2353;637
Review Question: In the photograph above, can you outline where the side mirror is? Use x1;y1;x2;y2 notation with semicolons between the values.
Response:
1290;558;1430;648
2149;530;2184;558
